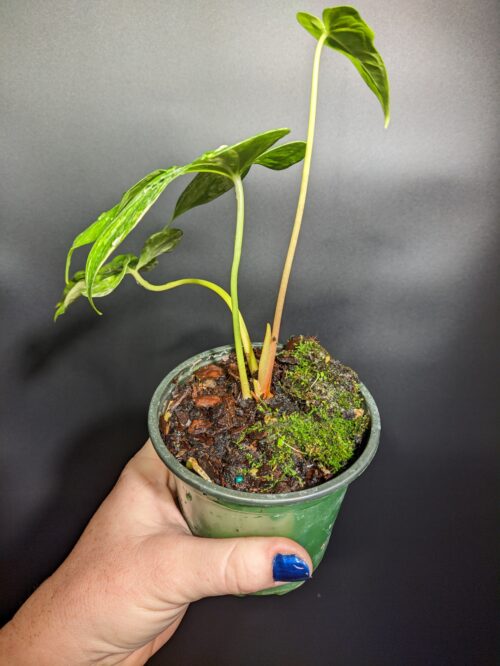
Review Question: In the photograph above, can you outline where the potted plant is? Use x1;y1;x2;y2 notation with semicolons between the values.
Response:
55;5;389;595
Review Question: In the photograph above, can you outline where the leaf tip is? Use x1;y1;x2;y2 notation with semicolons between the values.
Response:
87;294;103;316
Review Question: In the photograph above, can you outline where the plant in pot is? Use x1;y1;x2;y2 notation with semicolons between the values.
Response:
55;5;389;595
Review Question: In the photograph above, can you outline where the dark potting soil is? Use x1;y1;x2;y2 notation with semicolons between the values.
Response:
160;336;370;493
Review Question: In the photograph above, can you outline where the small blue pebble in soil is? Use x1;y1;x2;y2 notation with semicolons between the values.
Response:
235;475;244;484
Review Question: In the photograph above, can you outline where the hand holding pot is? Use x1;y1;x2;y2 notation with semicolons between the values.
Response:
0;441;312;665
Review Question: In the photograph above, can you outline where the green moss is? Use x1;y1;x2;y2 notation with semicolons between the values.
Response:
280;337;366;413
238;337;370;490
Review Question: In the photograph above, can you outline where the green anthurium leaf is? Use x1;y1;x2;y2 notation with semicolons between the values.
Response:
136;227;183;271
85;166;184;313
254;141;307;170
63;171;172;284
172;132;302;222
297;11;325;40
322;7;390;127
173;172;233;221
54;275;87;321
55;254;136;321
297;6;390;127
65;203;120;284
172;167;251;222
185;128;290;178
97;253;138;275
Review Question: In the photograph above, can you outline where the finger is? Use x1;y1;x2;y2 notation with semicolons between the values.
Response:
117;441;185;526
163;534;313;601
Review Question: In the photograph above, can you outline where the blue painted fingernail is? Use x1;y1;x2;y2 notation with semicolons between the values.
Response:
273;553;310;582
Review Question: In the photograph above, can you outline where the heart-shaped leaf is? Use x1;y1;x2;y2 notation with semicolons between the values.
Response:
137;227;183;271
55;254;136;320
85;167;184;312
297;7;390;127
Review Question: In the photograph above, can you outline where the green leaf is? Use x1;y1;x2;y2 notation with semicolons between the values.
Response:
185;128;290;178
55;254;136;321
54;276;86;321
65;203;120;283
172;168;251;222
65;129;298;314
63;171;175;284
172;132;302;222
85;167;184;313
137;227;183;271
297;6;390;127
254;141;306;170
297;11;325;40
173;172;233;221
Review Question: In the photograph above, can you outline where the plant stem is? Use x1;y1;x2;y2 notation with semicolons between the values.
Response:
262;32;327;396
130;270;256;371
231;175;251;399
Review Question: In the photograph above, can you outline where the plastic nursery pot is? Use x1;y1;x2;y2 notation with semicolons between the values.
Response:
149;345;381;596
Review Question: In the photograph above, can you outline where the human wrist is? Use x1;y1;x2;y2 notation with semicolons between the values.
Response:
0;575;90;665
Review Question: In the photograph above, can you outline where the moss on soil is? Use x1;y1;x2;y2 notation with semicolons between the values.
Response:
237;337;369;490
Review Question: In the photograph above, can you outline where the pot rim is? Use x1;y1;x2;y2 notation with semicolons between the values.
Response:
148;344;381;507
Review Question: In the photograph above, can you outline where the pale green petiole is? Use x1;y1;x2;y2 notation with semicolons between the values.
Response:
230;175;251;399
129;270;257;374
262;32;327;396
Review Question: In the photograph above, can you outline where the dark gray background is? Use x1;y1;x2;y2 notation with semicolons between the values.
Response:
1;1;498;664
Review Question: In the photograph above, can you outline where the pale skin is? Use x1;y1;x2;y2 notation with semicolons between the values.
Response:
0;441;312;665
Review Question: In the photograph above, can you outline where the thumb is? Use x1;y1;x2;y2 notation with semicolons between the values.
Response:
166;534;313;601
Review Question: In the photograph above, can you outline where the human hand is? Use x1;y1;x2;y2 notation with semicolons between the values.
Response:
1;441;312;665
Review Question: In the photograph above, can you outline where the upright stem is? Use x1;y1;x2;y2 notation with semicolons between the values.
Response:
231;175;251;399
129;271;256;370
262;33;327;396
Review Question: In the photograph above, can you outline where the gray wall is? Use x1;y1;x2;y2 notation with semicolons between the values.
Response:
1;1;498;663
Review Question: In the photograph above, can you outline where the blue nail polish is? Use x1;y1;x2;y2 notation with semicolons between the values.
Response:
273;553;310;582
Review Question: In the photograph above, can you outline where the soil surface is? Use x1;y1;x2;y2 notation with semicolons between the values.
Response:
160;336;370;493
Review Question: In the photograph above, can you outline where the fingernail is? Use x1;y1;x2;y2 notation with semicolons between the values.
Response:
273;553;310;582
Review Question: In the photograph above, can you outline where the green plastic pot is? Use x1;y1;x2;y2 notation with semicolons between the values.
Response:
148;345;381;595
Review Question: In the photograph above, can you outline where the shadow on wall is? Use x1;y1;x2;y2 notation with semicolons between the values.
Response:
21;314;101;379
20;285;227;383
0;411;146;625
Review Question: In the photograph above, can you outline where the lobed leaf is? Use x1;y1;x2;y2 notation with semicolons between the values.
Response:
297;6;390;127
